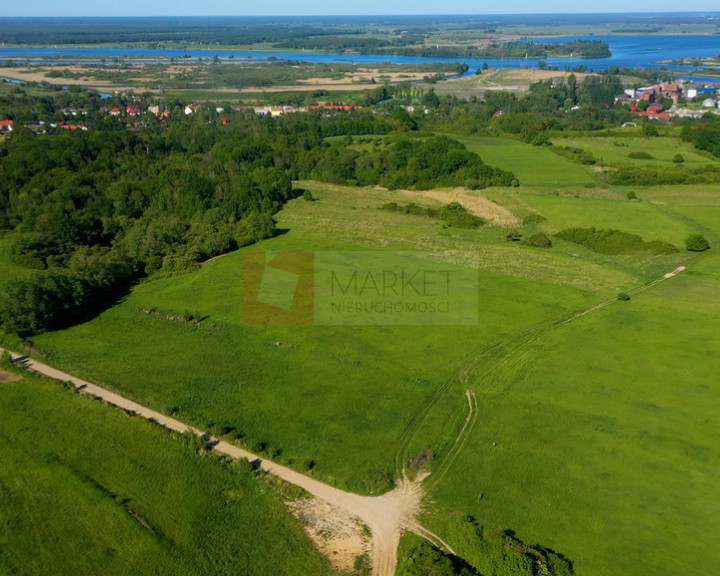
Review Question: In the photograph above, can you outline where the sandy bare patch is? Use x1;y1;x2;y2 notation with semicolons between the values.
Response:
0;67;114;86
399;188;520;226
289;498;370;572
438;68;591;96
0;370;20;383
302;70;428;85
239;82;380;92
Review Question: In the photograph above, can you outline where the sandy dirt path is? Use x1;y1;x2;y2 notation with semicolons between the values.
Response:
0;346;451;576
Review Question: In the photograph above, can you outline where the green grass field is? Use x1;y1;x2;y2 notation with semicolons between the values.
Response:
425;246;720;576
449;135;597;188
30;183;614;493
0;370;336;576
551;134;715;169
6;140;717;576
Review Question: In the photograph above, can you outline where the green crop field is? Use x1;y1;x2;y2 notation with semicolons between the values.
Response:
0;370;336;576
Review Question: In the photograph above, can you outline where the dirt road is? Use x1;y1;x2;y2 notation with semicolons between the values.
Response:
0;347;451;576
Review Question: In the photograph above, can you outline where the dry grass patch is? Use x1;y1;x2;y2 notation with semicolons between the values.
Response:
399;188;521;226
0;67;114;86
0;370;21;383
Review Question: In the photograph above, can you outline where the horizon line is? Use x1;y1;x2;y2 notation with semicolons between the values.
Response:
2;10;720;18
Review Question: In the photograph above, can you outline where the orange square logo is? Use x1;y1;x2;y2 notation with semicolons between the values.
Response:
241;251;315;325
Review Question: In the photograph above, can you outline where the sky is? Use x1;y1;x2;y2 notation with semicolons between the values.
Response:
2;2;720;17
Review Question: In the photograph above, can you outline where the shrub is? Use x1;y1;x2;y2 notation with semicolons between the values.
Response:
629;151;654;159
685;234;711;252
0;350;13;367
609;164;720;185
302;190;316;202
555;227;677;255
551;145;595;165
522;213;546;225
446;516;575;576
380;201;484;228
627;191;637;200
233;457;257;474
642;123;659;137
617;292;631;301
673;153;685;163
179;431;212;454
465;178;482;190
397;540;479;576
524;233;552;248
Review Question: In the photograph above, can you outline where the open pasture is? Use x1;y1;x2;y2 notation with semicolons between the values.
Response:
551;134;716;169
0;371;336;576
449;135;598;187
426;242;720;576
15;175;714;576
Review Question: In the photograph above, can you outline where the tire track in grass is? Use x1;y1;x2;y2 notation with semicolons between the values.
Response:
402;265;690;486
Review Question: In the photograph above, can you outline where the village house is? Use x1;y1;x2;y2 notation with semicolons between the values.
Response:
635;83;682;104
25;121;46;134
0;119;14;132
672;107;706;119
57;121;88;131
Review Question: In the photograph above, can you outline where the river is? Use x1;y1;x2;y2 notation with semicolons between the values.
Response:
1;34;719;76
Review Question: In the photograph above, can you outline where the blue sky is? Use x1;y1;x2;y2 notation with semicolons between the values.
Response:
2;3;720;17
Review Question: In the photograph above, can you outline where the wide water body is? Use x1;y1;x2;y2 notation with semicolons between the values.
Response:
1;34;719;75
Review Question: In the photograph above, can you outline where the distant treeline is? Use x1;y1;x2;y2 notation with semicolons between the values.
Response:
0;18;608;61
385;40;611;59
0;19;369;46
273;38;610;59
274;34;418;52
